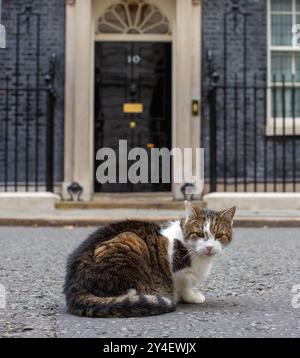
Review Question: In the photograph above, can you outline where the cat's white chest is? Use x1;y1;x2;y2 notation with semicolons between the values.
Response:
176;257;212;282
173;256;213;299
190;256;213;280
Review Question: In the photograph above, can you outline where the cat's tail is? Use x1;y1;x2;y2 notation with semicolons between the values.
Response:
66;289;176;318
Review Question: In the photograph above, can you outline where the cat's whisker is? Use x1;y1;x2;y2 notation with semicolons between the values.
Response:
225;249;235;254
222;252;234;260
185;251;199;261
190;252;200;260
183;249;199;261
227;246;236;253
221;251;234;260
223;250;234;256
223;248;235;256
182;251;193;260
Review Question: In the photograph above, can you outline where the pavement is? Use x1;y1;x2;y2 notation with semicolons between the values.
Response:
1;208;300;227
0;226;300;338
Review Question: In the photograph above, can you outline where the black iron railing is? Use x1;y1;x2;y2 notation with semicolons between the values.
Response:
205;0;300;193
0;5;56;192
207;74;300;193
0;56;56;192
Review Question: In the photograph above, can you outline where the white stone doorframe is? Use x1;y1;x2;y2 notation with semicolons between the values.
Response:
63;0;202;201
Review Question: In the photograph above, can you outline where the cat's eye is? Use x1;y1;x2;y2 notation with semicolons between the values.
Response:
196;231;204;238
215;233;223;239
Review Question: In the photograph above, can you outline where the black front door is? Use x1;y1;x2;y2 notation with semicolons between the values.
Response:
94;42;172;193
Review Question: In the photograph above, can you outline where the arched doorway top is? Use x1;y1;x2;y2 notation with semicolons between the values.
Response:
95;0;172;36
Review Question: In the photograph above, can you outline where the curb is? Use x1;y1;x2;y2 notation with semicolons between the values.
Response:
234;217;300;228
0;217;178;227
0;216;300;227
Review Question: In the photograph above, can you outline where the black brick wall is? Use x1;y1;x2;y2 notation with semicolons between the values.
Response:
1;0;299;192
0;0;65;187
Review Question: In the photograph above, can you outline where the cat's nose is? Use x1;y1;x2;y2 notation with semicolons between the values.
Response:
206;246;213;254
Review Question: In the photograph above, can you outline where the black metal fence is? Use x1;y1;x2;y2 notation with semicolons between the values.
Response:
205;0;300;193
0;5;56;192
207;74;300;193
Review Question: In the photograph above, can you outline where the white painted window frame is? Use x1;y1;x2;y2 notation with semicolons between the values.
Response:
267;0;300;135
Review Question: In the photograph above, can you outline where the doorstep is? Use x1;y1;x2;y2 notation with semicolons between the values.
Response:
56;195;206;210
204;192;300;211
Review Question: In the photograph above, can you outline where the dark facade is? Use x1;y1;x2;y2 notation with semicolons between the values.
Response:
202;0;300;191
1;0;299;194
0;0;65;187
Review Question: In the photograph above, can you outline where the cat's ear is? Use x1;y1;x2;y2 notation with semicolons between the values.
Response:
220;206;236;224
185;200;198;221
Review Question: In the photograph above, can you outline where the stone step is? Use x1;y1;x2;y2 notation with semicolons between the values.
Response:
0;193;60;211
56;198;206;210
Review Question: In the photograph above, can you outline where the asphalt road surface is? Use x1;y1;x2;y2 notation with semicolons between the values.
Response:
0;226;299;338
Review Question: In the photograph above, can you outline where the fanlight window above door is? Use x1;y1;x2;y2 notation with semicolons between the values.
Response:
96;0;171;35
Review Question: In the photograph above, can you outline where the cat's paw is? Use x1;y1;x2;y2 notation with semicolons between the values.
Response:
181;290;206;304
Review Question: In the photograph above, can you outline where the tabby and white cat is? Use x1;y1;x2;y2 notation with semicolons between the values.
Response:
64;201;235;317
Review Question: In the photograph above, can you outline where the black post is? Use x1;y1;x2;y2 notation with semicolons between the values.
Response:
253;74;257;192
282;74;286;192
292;75;296;192
207;51;219;193
272;74;277;192
45;54;56;192
234;74;238;192
4;75;9;192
